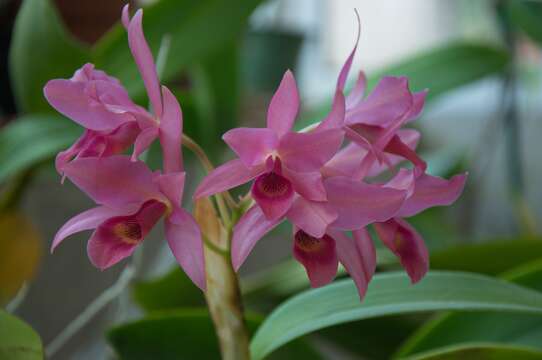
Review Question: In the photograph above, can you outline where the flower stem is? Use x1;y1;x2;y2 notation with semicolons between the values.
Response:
203;235;250;360
195;199;250;360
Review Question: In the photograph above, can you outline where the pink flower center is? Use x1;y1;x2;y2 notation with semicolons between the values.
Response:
294;230;333;253
255;172;291;198
112;219;142;244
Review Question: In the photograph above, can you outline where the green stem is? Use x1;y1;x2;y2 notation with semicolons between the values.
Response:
203;223;251;360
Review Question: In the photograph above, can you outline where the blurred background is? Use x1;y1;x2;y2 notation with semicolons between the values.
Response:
1;0;542;359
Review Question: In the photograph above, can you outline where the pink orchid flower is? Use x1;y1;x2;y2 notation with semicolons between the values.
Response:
52;156;205;290
194;70;344;227
319;15;427;177
44;5;181;174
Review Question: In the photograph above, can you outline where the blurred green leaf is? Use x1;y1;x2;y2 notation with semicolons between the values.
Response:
395;258;542;358
93;0;262;102
185;42;240;158
298;43;510;129
133;267;205;312
107;309;322;360
405;344;542;360
430;238;542;275
249;271;542;360
0;310;43;360
0;115;80;182
9;0;90;113
507;1;542;45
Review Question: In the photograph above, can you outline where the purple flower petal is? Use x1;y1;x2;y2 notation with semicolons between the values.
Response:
194;159;266;199
374;218;428;283
159;86;183;173
287;197;337;238
165;208;206;290
267;70;300;137
223;127;279;167
232;205;280;271
293;230;338;288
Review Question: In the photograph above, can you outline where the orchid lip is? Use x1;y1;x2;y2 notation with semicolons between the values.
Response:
294;230;334;253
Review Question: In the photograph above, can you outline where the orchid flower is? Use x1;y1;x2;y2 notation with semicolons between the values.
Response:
318;13;427;176
194;70;344;228
44;5;181;175
51;156;205;290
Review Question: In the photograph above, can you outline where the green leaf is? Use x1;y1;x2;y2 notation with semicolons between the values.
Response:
297;43;509;129
9;0;90;113
507;1;542;46
107;309;322;360
395;258;542;358
405;344;542;360
0;115;80;182
430;238;542;275
133;267;205;312
249;271;542;360
0;310;43;360
184;42;240;158
93;0;263;102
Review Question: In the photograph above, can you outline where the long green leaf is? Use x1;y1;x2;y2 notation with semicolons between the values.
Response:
107;309;322;360
297;43;509;129
0;310;43;360
0;115;80;182
406;343;542;360
249;271;542;360
9;0;90;113
395;259;542;358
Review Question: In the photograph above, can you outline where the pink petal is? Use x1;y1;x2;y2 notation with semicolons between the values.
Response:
397;172;468;217
52;206;126;252
63;156;164;208
159;86;183;173
336;10;360;92
131;126;158;161
404;90;428;123
222;128;278;167
155;172;186;207
345;76;412;127
325;177;406;230
331;228;376;300
374;218;428;283
367;129;420;177
251;167;295;221
55;130;94;174
316;91;346;131
279;128;344;172
87;200;166;270
267;70;300;137
127;10;162;118
121;4;130;29
345;71;367;109
44;79;126;131
321;143;370;180
232;205;280;271
283;167;326;201
384;134;427;174
293;230;338;288
194;159;266;199
165;208;206;290
287;197;337;238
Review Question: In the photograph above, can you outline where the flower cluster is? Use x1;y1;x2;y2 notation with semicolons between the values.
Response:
47;5;205;290
47;7;466;299
195;17;466;298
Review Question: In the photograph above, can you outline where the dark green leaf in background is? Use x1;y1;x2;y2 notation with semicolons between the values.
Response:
0;115;80;183
0;310;43;360
9;0;90;113
404;344;542;360
107;309;322;360
507;0;542;46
